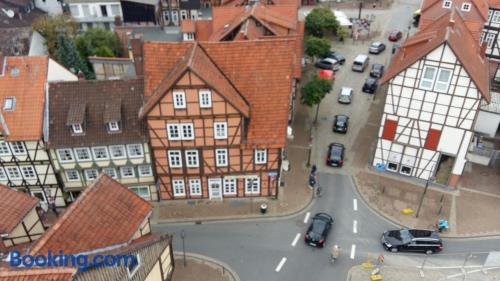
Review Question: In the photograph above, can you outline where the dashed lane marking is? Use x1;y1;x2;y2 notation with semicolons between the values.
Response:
350;244;356;259
291;233;301;247
275;257;287;272
353;220;358;234
304;212;310;224
353;199;358;211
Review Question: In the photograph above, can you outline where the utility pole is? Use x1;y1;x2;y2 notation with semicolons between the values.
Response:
358;2;363;19
181;230;186;266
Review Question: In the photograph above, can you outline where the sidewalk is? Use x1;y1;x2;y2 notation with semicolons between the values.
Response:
347;265;445;281
151;97;313;224
172;252;239;281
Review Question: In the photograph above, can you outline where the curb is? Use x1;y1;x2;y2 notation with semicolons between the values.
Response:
350;174;500;239
151;192;315;225
173;251;241;281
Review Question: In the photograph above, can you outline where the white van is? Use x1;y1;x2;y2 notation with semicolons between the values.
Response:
352;54;369;72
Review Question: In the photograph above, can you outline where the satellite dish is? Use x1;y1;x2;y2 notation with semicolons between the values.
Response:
1;9;15;18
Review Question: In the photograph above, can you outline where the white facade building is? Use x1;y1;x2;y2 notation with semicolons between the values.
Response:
34;0;63;15
65;0;122;30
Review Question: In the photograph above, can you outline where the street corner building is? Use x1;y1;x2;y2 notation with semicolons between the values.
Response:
46;79;158;202
372;0;500;188
0;174;175;281
140;39;296;200
0;56;77;209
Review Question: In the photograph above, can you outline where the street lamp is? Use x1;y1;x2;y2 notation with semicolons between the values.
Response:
181;230;186;267
415;165;435;218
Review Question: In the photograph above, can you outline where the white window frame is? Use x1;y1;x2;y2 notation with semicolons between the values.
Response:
488;10;493;22
419;66;437;90
0;167;7;180
244;176;260;194
126;254;141;278
31;191;47;203
120;166;135;178
223;178;237;195
102;167;118;179
92;146;109;160
57;148;74;163
461;2;471;11
181;124;194;140
3;97;15;111
74;147;92;162
168;150;182;168
172;179;186;196
6;167;21;180
185;150;199;167
255;149;267;164
84;169;99;181
486;33;496;48
69;4;81;17
109;145;127;159
10;142;26;155
0;141;11;155
108;121;120;132
215;149;228;167
167;124;181;140
199;90;212;108
20;166;36;180
138;165;153;177
493;11;500;23
127;144;144;158
189;179;202;195
65;170;80;182
71;123;83;134
434;68;453;93
129;186;150;199
214;122;227;140
442;0;451;8
173;90;186;109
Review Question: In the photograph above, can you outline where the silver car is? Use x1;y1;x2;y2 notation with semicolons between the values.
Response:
338;87;353;104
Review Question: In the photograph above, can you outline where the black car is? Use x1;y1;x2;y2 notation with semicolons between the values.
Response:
362;77;378;94
369;42;386;54
381;229;443;254
326;143;345;167
333;115;349;133
304;213;333;248
326;51;346;65
370;63;385;78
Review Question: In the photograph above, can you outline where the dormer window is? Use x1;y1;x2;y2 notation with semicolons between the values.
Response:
3;97;15;111
107;121;120;132
442;0;451;8
461;3;471;11
71;123;83;134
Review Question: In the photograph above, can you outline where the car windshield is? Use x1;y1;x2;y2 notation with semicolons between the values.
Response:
399;229;413;244
374;65;382;70
312;219;326;234
336;116;347;123
367;78;377;84
330;147;342;159
371;42;380;47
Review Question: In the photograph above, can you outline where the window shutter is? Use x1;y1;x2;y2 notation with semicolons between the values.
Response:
382;119;398;141
424;129;441;150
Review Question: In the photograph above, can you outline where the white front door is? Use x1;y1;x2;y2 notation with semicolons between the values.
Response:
208;178;222;200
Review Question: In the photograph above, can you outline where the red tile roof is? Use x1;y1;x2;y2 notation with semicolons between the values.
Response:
143;39;295;148
381;9;490;102
0;268;74;281
489;0;500;9
0;185;39;234
0;56;48;141
29;174;152;255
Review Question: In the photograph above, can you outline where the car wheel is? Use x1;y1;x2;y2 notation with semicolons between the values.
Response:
425;249;433;255
390;247;398;253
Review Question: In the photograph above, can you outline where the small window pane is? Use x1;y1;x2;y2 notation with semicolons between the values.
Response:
173;91;186;109
109;145;126;159
57;149;74;162
215;149;228;167
214;122;227;139
168;151;182;168
138;165;153;176
84;169;98;181
120;166;135;178
21;166;36;180
189;179;202;195
103;168;117;179
65;170;80;181
173;179;186;196
92;147;109;160
127;144;144;158
74;148;91;161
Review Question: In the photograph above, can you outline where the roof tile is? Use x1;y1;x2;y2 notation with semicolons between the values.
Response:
0;185;39;234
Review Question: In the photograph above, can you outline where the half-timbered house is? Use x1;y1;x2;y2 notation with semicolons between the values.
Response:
47;79;157;201
0;185;45;253
0;56;77;209
481;0;500;59
141;39;295;200
373;9;490;187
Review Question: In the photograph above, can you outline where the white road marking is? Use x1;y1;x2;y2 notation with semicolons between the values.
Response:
275;257;287;272
353;220;358;234
291;233;301;247
353;199;358;211
350;244;356;259
304;212;310;224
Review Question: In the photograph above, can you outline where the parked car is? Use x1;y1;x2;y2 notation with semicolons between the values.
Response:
315;58;341;71
369;42;386;54
326;143;345;167
352;54;369;72
362;77;378;94
326;51;346;65
338;87;353;104
304;213;333;248
388;30;403;41
370;63;385;78
333;114;349;133
381;229;443;254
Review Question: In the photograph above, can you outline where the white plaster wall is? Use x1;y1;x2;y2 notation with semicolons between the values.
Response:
35;0;63;15
28;31;48;56
47;59;78;82
474;110;500;137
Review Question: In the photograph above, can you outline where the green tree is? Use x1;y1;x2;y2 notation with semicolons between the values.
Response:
32;14;79;56
75;28;122;59
305;36;331;59
301;76;333;124
305;7;340;37
55;34;94;79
